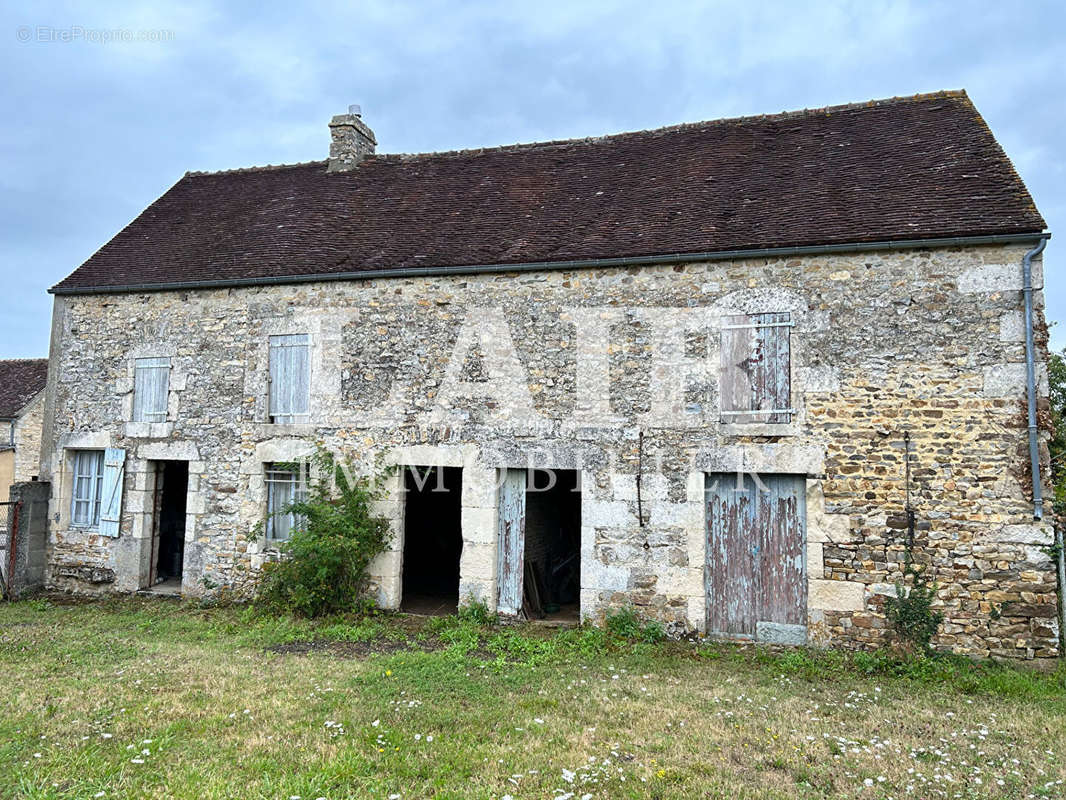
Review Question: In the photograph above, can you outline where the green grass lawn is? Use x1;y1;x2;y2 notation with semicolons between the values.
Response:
1;597;1064;799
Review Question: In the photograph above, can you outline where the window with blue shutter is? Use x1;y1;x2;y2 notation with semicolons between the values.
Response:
70;450;105;528
133;357;170;422
720;313;793;424
268;334;310;424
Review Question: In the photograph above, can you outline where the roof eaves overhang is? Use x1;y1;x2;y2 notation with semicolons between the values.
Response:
50;231;1051;296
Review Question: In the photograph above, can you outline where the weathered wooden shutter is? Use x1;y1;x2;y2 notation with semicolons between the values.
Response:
720;313;792;423
99;447;127;537
496;468;527;615
705;472;806;643
133;357;170;422
269;334;310;423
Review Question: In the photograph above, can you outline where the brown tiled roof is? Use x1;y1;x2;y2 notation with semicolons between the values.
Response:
52;90;1045;294
0;359;48;418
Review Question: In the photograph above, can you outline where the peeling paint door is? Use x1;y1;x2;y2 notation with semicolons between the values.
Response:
705;473;807;643
496;468;527;615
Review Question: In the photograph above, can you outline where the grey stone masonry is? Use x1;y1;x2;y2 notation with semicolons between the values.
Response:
6;480;49;598
37;242;1060;662
327;108;376;172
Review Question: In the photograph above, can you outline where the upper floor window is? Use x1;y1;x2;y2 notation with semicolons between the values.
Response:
720;312;792;424
265;463;307;542
71;450;105;527
268;334;310;424
133;357;171;422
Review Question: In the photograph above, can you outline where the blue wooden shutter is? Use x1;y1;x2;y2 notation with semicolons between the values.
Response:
133;357;170;422
757;313;791;424
496;468;527;615
99;447;126;537
269;335;310;423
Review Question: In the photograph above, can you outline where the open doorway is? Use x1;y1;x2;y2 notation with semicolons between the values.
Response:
401;466;463;615
149;460;188;593
498;468;581;621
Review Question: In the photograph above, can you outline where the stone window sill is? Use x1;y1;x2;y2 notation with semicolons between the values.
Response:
257;422;315;436
720;422;798;437
124;421;174;439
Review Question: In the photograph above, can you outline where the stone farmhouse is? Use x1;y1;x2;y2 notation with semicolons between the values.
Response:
39;90;1060;660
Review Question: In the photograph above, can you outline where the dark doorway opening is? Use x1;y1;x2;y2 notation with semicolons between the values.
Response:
401;466;463;615
523;469;581;621
151;460;188;590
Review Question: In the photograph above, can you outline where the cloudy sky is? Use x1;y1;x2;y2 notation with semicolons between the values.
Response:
2;0;1063;358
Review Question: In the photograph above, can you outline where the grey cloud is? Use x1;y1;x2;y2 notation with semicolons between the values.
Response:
1;0;1062;357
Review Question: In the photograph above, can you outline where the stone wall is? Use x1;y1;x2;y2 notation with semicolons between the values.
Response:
13;391;44;482
39;242;1059;660
0;449;12;498
5;480;50;597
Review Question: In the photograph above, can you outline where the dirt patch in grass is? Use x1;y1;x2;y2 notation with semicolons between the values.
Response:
267;634;498;661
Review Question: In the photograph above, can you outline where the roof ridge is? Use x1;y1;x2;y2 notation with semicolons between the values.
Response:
182;90;970;174
0;358;47;364
185;159;327;178
369;90;971;162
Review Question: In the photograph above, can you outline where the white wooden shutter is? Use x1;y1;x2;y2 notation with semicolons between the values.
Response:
98;447;126;537
133;357;170;422
269;335;310;423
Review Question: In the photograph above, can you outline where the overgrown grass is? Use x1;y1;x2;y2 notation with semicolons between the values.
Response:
2;597;1064;799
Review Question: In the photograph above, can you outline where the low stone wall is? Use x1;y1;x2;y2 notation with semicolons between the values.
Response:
5;480;49;598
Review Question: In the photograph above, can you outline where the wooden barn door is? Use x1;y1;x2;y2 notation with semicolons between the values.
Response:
496;469;527;616
705;473;807;643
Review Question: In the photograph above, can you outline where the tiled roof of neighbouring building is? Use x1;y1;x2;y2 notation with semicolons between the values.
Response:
0;359;48;418
52;90;1045;294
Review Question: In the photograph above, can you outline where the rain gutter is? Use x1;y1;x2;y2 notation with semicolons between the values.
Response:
50;231;1048;295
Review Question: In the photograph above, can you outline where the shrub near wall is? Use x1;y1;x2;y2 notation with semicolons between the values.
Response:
257;449;393;617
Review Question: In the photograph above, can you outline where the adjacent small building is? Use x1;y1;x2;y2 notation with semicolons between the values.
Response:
0;359;47;494
37;91;1060;660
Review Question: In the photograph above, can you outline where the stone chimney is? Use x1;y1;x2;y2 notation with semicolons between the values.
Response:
327;104;377;172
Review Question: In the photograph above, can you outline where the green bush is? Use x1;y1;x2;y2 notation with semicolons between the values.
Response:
605;605;667;643
256;449;393;617
457;599;497;626
885;563;943;653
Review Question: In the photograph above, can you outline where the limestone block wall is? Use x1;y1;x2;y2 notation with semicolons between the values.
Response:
0;449;12;499
12;391;44;482
38;242;1059;660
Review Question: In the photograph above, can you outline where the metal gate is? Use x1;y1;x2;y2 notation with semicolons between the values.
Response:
0;500;21;599
705;473;807;643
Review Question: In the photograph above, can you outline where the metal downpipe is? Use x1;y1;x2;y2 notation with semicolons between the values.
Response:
1023;237;1048;519
1057;527;1066;657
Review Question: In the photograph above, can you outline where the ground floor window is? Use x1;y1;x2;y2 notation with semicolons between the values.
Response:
265;463;307;542
70;450;105;528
